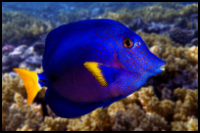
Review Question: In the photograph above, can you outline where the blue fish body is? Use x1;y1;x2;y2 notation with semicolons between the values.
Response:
36;19;165;118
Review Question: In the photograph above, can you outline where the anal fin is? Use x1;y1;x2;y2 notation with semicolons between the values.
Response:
45;88;103;118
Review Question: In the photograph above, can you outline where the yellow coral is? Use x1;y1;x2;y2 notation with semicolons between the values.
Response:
2;73;26;103
171;116;198;131
187;116;198;131
2;92;43;131
17;125;33;131
39;117;68;131
174;88;198;120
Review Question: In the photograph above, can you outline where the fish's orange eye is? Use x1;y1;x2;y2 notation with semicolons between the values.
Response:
123;38;133;48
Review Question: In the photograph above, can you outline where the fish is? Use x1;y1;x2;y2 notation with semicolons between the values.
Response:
14;19;165;118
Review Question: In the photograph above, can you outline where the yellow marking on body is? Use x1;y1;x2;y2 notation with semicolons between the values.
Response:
139;42;141;45
84;62;108;86
13;68;41;105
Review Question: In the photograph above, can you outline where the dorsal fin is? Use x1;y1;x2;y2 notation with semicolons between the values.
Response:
42;19;119;70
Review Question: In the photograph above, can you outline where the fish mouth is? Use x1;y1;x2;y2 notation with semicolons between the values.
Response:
160;64;166;71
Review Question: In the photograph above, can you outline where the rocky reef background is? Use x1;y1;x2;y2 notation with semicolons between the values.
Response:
2;2;198;131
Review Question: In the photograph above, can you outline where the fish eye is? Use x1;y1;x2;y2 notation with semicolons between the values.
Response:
123;38;133;48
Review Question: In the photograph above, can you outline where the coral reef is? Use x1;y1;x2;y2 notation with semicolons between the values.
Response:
2;73;43;131
2;11;53;46
2;29;198;131
2;38;198;130
100;3;198;24
2;45;15;54
2;37;45;74
99;8;133;24
100;3;198;45
3;93;43;131
137;31;198;96
169;27;197;44
56;9;91;25
127;18;169;34
2;27;198;131
2;75;198;131
39;117;68;131
1;2;198;131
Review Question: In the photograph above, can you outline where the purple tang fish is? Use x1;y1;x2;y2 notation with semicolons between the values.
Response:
14;19;165;118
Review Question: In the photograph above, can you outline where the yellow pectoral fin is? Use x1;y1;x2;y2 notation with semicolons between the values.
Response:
84;62;108;86
13;68;41;105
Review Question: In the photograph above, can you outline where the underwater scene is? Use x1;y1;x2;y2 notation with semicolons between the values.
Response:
2;2;198;131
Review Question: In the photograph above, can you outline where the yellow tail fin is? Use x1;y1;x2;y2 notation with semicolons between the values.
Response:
13;68;41;105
